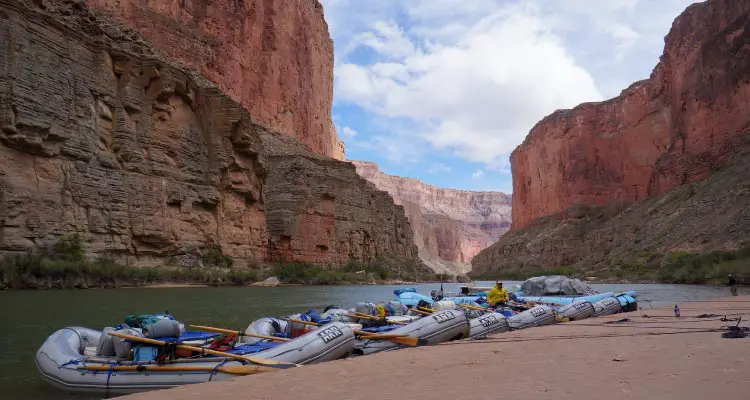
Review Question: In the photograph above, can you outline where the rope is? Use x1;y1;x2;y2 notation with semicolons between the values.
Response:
104;361;118;399
208;359;229;382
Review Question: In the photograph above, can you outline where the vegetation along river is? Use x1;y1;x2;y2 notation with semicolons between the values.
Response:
1;282;744;399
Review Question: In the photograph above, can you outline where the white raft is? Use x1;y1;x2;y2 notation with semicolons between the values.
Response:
507;305;556;330
592;296;622;317
242;317;289;344
555;301;596;321
467;312;509;339
36;321;355;395
353;309;469;356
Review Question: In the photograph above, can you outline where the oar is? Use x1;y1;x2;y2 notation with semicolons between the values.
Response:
77;364;274;375
106;332;297;369
349;312;408;325
410;308;432;316
280;318;320;327
353;331;427;347
418;306;437;313
189;325;290;342
459;304;491;312
280;318;421;346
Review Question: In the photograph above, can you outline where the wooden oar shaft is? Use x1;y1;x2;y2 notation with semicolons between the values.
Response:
418;306;437;313
350;312;408;325
281;318;320;327
77;364;275;375
459;304;487;311
410;308;431;315
190;325;290;342
106;332;297;368
353;330;408;339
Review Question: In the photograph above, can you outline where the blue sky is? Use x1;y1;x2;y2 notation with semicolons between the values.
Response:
320;0;696;193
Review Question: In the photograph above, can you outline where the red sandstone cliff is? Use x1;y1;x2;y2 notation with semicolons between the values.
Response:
0;0;424;272
352;161;511;274
85;0;342;159
511;0;750;229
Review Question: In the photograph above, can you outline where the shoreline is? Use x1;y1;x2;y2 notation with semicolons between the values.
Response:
0;278;468;291
122;296;750;400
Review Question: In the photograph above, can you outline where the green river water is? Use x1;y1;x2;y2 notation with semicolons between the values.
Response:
0;282;743;399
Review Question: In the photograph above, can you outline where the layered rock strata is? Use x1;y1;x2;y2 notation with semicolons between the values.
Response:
85;0;341;159
511;0;750;230
0;0;420;269
471;151;750;276
352;161;512;274
474;0;750;276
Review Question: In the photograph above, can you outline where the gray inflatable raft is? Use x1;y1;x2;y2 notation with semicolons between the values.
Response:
508;305;556;330
353;309;469;355
592;296;622;317
556;301;596;321
36;322;355;395
468;312;509;339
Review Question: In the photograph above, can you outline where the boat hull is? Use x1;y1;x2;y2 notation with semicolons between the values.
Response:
353;309;469;355
36;322;355;395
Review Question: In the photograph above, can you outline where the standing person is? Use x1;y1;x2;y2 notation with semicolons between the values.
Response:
487;280;509;307
728;274;738;296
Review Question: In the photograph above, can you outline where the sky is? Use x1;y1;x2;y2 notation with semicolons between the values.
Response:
320;0;697;193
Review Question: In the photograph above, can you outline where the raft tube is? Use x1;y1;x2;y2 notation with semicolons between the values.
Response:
241;317;289;344
36;322;355;395
555;301;595;321
508;305;556;330
592;296;622;317
468;312;509;339
353;309;469;356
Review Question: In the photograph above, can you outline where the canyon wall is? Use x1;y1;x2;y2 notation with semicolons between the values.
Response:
85;0;341;159
0;0;422;270
352;161;511;274
511;0;750;230
473;0;750;276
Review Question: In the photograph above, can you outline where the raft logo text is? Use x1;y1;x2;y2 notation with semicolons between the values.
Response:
317;326;344;344
478;315;499;327
530;308;547;318
432;311;456;324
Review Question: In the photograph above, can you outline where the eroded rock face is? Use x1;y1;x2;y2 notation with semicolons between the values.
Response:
0;0;420;268
471;151;750;276
261;137;420;266
511;0;750;230
352;161;512;274
85;0;340;159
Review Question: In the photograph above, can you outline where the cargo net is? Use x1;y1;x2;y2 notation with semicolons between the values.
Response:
519;276;598;296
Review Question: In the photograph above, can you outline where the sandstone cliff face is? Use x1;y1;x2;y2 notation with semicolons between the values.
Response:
352;161;512;274
0;0;419;268
85;0;341;159
511;0;750;230
471;150;750;277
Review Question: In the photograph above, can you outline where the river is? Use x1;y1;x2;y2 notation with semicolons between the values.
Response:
0;282;743;399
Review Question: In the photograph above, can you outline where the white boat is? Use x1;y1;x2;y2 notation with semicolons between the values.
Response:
353;309;469;356
36;321;355;395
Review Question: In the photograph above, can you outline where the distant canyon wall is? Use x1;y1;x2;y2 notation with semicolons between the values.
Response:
352;161;511;274
473;0;750;276
85;0;344;159
510;0;750;230
0;0;423;270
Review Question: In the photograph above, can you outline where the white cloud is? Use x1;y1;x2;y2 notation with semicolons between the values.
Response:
323;0;697;171
340;126;358;138
472;170;485;179
427;163;451;173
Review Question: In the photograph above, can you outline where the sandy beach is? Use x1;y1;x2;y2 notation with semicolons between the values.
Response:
122;296;750;400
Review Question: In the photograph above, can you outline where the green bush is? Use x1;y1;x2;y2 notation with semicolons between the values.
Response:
199;245;234;268
54;233;84;263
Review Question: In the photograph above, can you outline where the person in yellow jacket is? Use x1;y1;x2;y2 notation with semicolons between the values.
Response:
486;280;509;307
